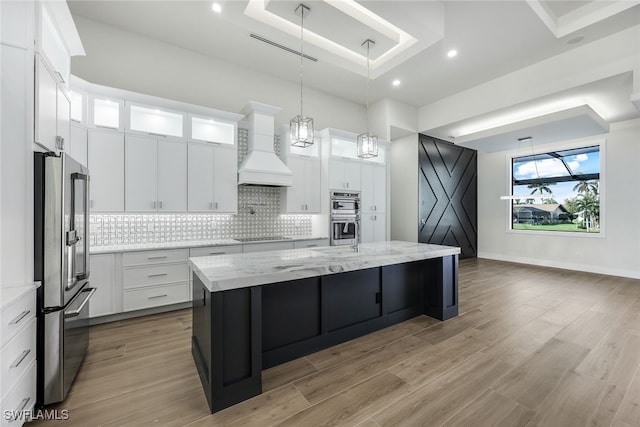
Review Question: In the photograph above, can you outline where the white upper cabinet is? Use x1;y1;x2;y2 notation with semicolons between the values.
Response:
125;135;187;212
329;158;361;191
157;139;187;212
361;163;386;213
1;0;34;48
68;124;87;167
125;135;157;212
127;103;184;138
190;115;235;145
35;57;58;152
37;2;84;90
187;143;237;213
88;129;125;212
282;156;321;213
69;90;85;124
90;96;123;131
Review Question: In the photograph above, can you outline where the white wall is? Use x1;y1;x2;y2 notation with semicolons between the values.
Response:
70;16;367;134
390;133;418;242
478;119;640;279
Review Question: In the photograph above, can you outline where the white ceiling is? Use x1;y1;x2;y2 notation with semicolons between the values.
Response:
68;0;639;148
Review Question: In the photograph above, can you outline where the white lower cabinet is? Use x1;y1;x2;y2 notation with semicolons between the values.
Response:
1;288;37;427
243;241;295;253
361;213;386;243
189;245;243;258
89;254;117;318
122;249;189;312
294;239;329;249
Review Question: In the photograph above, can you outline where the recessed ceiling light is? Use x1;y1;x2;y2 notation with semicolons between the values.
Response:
212;2;222;13
392;79;401;87
447;49;458;58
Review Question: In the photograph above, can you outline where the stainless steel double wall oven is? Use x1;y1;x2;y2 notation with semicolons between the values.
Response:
330;191;360;246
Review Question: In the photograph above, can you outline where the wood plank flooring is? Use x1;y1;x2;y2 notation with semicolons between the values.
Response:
29;258;640;426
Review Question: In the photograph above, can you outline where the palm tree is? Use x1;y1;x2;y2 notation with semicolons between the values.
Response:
527;183;553;195
576;192;599;231
573;180;598;195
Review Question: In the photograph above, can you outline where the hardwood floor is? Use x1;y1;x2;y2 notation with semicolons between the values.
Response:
30;259;640;426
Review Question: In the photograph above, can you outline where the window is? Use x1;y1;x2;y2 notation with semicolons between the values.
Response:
511;145;601;233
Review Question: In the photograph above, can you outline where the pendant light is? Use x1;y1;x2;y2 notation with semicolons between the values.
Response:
357;39;378;158
290;3;314;148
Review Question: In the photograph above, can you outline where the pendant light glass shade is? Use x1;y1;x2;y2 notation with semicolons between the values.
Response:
290;4;314;148
357;39;378;158
290;115;314;147
357;133;378;158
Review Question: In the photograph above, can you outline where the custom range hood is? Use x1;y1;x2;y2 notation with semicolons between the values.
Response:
238;101;293;187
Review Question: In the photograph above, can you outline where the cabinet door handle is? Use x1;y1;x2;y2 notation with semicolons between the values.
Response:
10;349;31;369
158;201;163;209
96;125;119;130
148;294;168;299
54;71;66;84
13;397;30;415
208;252;225;255
307;244;318;248
147;132;166;138
147;256;167;260
152;201;157;209
305;204;308;210
214;202;218;210
346;182;349;188
209;202;214;210
55;136;65;150
90;200;95;209
9;310;30;325
147;273;168;278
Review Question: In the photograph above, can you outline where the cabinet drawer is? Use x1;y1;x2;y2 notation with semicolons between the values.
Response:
294;239;329;249
123;263;188;289
123;249;188;266
1;359;36;427
0;318;36;401
189;245;242;257
243;242;295;253
1;290;35;348
123;283;189;312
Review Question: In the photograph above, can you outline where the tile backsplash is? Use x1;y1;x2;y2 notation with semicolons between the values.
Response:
90;128;313;247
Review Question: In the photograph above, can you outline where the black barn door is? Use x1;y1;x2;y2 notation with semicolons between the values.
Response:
418;135;477;258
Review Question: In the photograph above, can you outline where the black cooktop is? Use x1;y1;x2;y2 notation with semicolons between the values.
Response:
234;236;292;242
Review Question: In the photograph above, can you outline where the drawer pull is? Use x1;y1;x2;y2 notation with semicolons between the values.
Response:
209;252;225;255
10;349;31;369
147;273;168;278
9;310;30;325
148;294;168;300
12;397;30;418
147;256;168;260
307;244;318;247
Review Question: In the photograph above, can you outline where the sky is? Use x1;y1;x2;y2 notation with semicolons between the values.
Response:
512;148;600;205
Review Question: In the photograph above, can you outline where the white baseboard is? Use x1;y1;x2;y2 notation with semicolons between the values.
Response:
477;252;640;280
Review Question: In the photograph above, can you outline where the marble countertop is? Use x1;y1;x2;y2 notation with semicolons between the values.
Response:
90;236;329;254
0;282;40;310
190;241;461;292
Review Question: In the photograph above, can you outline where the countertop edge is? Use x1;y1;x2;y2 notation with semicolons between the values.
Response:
90;237;330;254
190;243;461;293
0;282;41;310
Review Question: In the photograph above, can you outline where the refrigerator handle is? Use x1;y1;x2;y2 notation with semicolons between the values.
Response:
71;172;90;282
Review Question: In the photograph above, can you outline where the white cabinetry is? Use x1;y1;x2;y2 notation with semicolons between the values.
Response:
361;213;387;243
88;130;125;212
282;156;321;213
294;239;329;248
1;288;37;427
243;241;295;253
187;143;237;213
125;135;187;212
35;56;70;153
361;163;386;213
68;124;87;166
329;158;361;191
89;254;117;318
122;249;189;312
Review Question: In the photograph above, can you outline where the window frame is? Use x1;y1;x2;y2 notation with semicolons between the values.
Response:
505;138;606;238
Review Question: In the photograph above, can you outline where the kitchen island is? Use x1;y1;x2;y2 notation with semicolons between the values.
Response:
190;241;460;413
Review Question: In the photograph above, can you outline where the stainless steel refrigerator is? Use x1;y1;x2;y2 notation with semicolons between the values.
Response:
34;152;95;406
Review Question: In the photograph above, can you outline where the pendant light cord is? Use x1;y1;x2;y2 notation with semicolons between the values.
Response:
366;40;370;133
300;6;304;117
